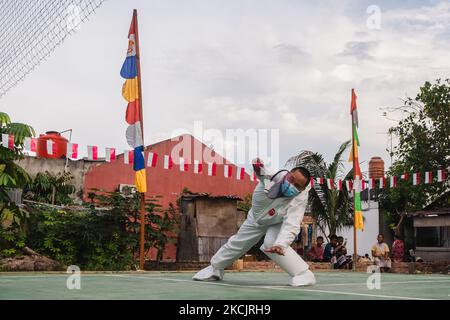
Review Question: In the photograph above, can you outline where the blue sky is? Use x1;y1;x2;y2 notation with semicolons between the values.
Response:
1;0;450;173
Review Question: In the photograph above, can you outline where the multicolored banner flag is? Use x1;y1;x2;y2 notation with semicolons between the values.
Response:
120;12;146;193
348;89;364;231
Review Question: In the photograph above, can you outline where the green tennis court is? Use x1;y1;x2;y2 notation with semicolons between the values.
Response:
1;271;449;300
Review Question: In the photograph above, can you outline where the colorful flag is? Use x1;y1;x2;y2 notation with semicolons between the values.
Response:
401;173;409;181
316;177;324;185
124;150;134;165
348;89;363;230
379;176;386;189
345;180;353;191
163;155;173;170
326;178;334;189
250;172;257;182
67;143;78;159
121;12;146;193
23;137;37;152
425;171;432;184
207;163;217;176
413;172;420;185
337;179;343;190
193;160;202;174
147;152;158;167
87;145;98;161
437;169;446;182
236;167;245;180
224;165;232;178
105;147;116;162
390;176;397;188
1;134;14;149
179;157;188;172
310;177;315;188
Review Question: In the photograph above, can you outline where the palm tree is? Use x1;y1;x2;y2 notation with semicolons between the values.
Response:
285;141;355;239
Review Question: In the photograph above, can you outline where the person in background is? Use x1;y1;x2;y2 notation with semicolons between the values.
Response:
372;234;391;272
334;236;352;269
359;253;372;263
392;235;405;262
307;236;324;262
323;235;338;263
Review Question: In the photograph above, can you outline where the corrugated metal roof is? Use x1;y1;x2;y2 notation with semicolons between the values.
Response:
180;192;242;201
409;206;450;217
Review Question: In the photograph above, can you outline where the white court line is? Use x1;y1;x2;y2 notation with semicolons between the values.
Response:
104;274;437;300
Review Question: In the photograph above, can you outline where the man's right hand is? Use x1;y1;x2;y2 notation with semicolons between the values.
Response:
252;158;264;175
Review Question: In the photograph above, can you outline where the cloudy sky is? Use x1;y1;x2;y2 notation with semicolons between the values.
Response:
1;0;450;173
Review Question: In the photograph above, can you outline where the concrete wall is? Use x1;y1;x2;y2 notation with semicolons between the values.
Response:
16;156;102;202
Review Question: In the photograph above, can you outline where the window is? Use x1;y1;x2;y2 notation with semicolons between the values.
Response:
416;226;450;247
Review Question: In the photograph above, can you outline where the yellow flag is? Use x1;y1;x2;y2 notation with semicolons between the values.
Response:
122;77;139;102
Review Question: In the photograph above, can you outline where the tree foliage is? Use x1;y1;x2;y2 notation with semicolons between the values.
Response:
380;79;450;219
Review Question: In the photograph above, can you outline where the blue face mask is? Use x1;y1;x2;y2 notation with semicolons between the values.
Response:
281;180;300;197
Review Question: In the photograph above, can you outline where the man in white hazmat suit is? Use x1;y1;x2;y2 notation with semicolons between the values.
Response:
192;158;316;286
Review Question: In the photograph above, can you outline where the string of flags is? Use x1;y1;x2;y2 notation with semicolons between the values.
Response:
1;133;448;187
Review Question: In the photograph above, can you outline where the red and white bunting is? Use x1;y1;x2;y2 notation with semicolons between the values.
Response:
23;137;37;152
326;178;334;189
401;173;409;181
46;140;55;155
345;180;353;191
310;177;315;188
105;147;116;162
207;163;217;176
87;145;98;161
316;177;324;185
224;165;232;178
437;169;446;182
361;179;366;190
147;152;158;167
337;179;343;190
250;172;257;182
368;178;375;190
236;167;245;180
413;172;420;186
424;171;432;184
379;177;386;189
1;134;14;150
67;143;78;159
179;157;188;172
124;150;134;165
390;176;397;188
193;160;202;174
163;155;173;169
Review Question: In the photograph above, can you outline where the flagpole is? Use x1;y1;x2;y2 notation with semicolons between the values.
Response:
351;88;357;271
134;9;147;271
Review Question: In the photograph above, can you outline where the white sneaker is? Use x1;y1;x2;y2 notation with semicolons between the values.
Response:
192;265;224;281
289;270;316;286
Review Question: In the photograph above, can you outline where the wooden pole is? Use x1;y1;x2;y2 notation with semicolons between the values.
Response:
351;88;357;271
134;9;146;271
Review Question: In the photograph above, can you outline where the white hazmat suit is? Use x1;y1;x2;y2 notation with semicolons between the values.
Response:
192;166;316;286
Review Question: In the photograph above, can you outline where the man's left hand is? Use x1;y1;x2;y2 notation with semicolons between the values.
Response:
264;246;285;255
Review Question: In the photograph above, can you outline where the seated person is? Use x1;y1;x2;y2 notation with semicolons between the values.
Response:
334;236;352;269
323;235;338;263
359;253;372;263
307;236;324;262
372;234;392;272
